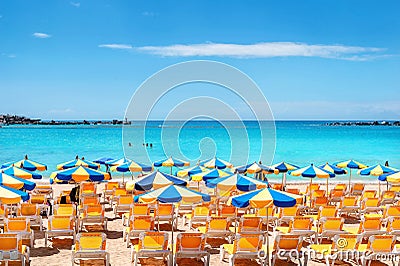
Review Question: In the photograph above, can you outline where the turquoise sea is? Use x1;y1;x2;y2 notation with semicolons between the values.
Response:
0;121;399;183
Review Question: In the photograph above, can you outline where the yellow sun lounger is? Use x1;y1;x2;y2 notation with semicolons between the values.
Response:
197;216;233;243
18;203;43;231
71;232;109;266
122;203;151;226
272;234;305;266
220;233;265;266
0;233;30;266
4;217;34;247
113;194;133;218
45;215;76;247
174;232;209;266
124;215;155;248
79;204;107;231
131;231;171;266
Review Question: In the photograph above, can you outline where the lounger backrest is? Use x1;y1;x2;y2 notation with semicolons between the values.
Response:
207;217;229;232
274;234;303;251
0;233;21;251
157;204;174;216
20;203;39;216
238;217;262;232
176;233;205;252
4;218;30;232
332;234;361;251
290;217;313;231
131;203;150;216
235;233;263;253
139;232;168;250
76;232;106;251
367;235;395;253
130;215;154;230
319;217;343;233
318;206;338;219
362;217;382;231
54;204;76;216
49;215;74;230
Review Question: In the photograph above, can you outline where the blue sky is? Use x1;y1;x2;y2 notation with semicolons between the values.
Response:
0;0;399;120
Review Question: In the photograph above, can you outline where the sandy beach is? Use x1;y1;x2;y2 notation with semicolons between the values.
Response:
25;180;392;266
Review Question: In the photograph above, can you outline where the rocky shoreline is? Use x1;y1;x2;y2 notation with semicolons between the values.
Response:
327;121;400;126
0;114;130;126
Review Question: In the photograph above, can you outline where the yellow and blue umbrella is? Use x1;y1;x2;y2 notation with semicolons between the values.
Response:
206;173;268;192
335;159;368;188
0;173;36;191
269;161;300;190
190;168;231;182
229;187;301;264
319;162;347;191
290;164;335;206
126;171;187;191
176;165;208;178
359;164;398;194
153;156;190;174
134;184;210;204
0;185;29;204
2;158;47;171
2;166;42;179
359;164;397;176
50;166;110;183
235;161;276;175
200;157;233;169
111;161;153;173
379;171;400;183
57;159;100;170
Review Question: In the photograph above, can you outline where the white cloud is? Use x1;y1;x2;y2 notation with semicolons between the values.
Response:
33;32;51;39
7;54;16;58
70;2;80;7
98;44;133;50
0;15;3;19
136;42;386;60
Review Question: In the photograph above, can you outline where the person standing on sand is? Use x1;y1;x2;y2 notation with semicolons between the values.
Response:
385;161;389;167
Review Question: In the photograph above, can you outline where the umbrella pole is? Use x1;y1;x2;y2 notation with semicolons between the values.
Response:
326;178;329;194
170;167;172;175
309;178;313;207
348;169;352;189
122;173;125;183
379;180;381;196
266;206;270;266
387;181;389;191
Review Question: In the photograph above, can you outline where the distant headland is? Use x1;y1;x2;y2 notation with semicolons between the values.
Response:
0;114;130;126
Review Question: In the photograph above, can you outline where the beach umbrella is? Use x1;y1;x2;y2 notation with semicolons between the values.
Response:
200;157;233;169
190;168;231;182
335;159;368;188
57;159;100;170
134;184;210;258
134;184;211;204
153;156;189;174
229;187;301;266
2;157;47;171
269;161;300;190
0;185;29;204
110;160;153;182
359;164;398;194
93;157;114;165
206;173;268;193
235;161;276;181
176;165;208;178
319;163;347;191
1;166;42;179
379;171;400;183
50;166;110;183
110;161;153;173
0;173;36;191
126;171;187;191
290;164;335;206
